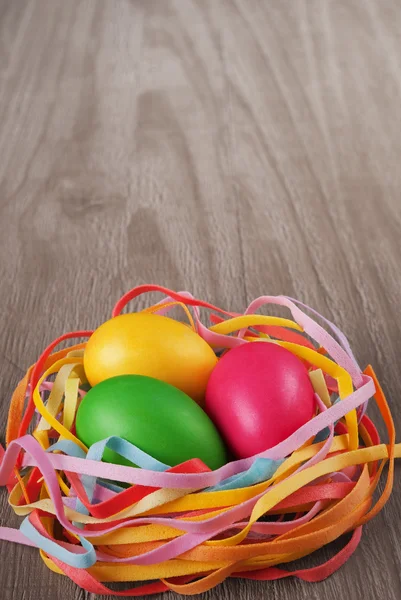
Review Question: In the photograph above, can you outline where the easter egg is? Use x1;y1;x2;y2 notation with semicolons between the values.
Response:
83;313;217;404
75;374;227;470
205;342;315;458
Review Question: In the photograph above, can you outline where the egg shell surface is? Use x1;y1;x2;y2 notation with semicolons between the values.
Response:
205;342;316;458
76;374;227;470
83;313;218;404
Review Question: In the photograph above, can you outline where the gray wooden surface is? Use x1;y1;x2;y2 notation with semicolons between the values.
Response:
1;0;401;598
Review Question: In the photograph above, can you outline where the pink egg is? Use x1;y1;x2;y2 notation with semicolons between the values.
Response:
205;342;316;458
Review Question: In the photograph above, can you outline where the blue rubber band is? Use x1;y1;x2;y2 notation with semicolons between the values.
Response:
20;517;96;569
207;457;283;491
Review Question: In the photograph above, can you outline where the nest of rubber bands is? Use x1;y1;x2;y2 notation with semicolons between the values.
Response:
0;284;398;596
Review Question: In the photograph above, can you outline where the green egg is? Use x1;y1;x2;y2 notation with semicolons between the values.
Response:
75;374;227;470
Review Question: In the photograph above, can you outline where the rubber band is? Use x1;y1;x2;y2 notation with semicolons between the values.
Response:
141;301;197;332
0;286;400;596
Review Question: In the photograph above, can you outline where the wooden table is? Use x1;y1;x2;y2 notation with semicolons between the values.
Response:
1;1;401;599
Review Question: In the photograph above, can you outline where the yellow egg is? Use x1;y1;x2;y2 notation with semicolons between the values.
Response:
83;313;218;405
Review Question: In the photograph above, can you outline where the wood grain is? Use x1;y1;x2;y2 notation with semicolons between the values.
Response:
1;0;401;598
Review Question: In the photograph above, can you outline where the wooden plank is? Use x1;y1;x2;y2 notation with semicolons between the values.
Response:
1;1;401;598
